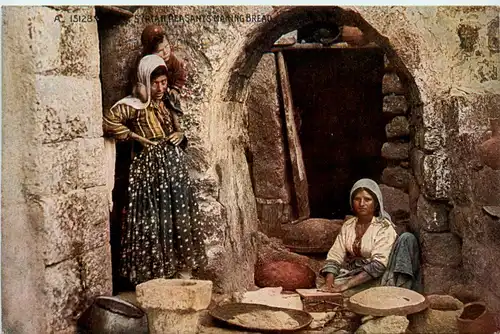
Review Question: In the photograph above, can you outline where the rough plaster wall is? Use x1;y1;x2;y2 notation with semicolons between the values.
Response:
2;6;111;333
99;6;274;293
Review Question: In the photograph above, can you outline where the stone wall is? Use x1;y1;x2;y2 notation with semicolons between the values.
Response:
354;6;500;319
2;6;111;333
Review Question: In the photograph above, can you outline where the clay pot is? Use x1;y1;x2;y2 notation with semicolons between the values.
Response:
255;260;316;291
341;26;369;46
478;118;500;170
457;302;497;334
282;218;344;254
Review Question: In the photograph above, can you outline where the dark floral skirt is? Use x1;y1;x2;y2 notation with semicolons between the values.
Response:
119;139;207;286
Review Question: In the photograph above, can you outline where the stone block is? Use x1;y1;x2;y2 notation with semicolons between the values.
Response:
356;315;409;334
422;265;465;295
421;231;462;268
26;7;62;73
77;138;106;188
137;279;213;334
381;143;410;160
382;72;405;95
27;141;79;196
80;244;113;303
408;309;461;334
379;185;410;222
410;149;425;187
423;153;451;201
136;279;212;311
383;96;408;115
34;75;103;144
426;295;464;311
39;187;110;265
148;311;204;334
44;259;84;332
472;167;500;206
381;166;410;190
309;312;337;330
385;116;410;139
416;195;449;232
28;7;99;78
58;8;100;79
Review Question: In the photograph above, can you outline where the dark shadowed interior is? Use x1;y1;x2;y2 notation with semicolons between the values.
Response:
285;48;386;219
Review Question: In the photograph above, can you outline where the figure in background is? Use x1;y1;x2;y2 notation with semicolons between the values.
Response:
104;55;206;287
129;24;187;113
319;178;421;296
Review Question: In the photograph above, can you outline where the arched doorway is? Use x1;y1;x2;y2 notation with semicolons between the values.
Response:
219;6;423;236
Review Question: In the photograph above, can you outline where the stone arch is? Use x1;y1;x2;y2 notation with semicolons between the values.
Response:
214;5;424;233
221;6;422;108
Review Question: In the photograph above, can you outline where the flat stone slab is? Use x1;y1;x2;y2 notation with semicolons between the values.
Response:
346;287;428;316
242;287;303;310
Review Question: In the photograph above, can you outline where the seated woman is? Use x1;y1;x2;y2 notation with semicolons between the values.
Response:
319;178;421;296
104;54;207;286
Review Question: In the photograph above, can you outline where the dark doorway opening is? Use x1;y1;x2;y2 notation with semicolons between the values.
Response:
285;48;386;219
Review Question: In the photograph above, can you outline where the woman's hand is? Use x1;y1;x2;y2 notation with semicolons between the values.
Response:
167;131;184;146
329;284;349;293
319;273;335;292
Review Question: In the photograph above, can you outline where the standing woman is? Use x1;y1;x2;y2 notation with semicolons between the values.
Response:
104;55;207;286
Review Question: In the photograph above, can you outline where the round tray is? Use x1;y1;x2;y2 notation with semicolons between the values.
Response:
346;286;429;316
209;303;313;332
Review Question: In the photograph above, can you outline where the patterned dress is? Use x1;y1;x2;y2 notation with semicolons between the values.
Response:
104;100;207;285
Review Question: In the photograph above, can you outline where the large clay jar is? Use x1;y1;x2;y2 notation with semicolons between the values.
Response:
457;302;496;334
255;260;316;291
478;118;500;170
282;218;344;254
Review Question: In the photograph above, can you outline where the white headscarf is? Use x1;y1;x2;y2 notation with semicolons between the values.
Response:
110;54;167;111
349;178;393;223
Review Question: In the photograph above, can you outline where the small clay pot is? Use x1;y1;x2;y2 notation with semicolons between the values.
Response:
341;26;369;46
457;301;497;334
255;260;316;291
478;118;500;170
